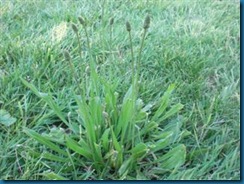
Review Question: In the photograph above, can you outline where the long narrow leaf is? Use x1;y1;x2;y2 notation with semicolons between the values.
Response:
21;78;70;129
101;128;110;152
158;103;184;123
89;97;103;127
111;128;123;167
152;84;175;121
131;143;148;159
74;95;96;145
158;144;186;170
43;172;68;180
23;128;67;156
118;158;132;177
140;121;158;136
65;136;92;160
21;78;45;98
150;131;173;152
93;143;104;165
42;152;69;162
118;99;135;142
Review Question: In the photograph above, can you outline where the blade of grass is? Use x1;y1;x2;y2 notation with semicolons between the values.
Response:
23;128;67;156
43;171;68;180
152;84;175;121
42;152;69;163
21;78;71;130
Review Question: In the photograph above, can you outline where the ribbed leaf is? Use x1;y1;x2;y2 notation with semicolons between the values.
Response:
104;82;119;123
111;128;122;152
42;152;69;162
117;99;135;143
163;117;184;143
140;121;158;136
101;128;110;152
93;143;104;165
43;171;68;180
158;144;186;170
118;158;132;176
21;78;70;129
150;131;173;152
89;97;103;127
111;128;123;167
21;78;45;98
131;143;148;159
123;85;133;104
23;128;67;156
74;95;96;145
159;103;184;122
66;136;92;160
152;84;175;121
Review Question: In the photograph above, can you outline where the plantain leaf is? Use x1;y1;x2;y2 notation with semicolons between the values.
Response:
131;143;148;159
65;136;92;160
118;158;132;176
101;128;110;152
89;96;103;128
152;84;175;121
42;152;69;162
163;117;184;143
43;171;68;180
140;121;158;136
158;144;186;170
21;78;71;130
93;143;104;165
117;98;135;142
74;95;96;145
111;127;123;167
158;103;184;123
150;131;173;152
23;128;67;155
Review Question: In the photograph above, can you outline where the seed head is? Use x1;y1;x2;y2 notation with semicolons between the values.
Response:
143;15;150;29
78;16;86;26
71;23;78;33
63;50;71;61
109;17;114;25
126;21;131;32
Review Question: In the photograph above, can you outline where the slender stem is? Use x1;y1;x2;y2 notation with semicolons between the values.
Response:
128;31;135;84
74;32;86;97
83;25;99;97
75;32;82;62
83;26;95;70
109;23;113;61
137;29;147;79
108;22;113;80
66;54;83;96
101;0;106;64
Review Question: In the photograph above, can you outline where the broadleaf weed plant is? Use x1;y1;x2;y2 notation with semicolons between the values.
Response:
21;14;187;180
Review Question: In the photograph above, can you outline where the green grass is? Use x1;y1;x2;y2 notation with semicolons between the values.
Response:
0;0;240;180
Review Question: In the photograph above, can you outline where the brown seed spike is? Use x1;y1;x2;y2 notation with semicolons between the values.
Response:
71;23;78;33
63;50;71;61
143;15;150;29
78;16;86;26
126;21;131;32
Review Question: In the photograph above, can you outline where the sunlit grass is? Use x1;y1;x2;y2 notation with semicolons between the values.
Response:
0;0;240;180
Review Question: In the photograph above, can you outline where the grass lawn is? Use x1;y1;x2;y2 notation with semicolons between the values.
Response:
0;0;240;180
